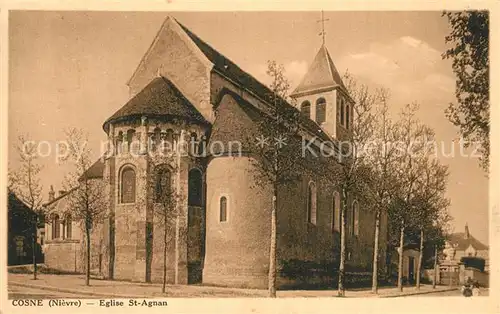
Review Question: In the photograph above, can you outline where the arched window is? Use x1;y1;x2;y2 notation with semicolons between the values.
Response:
190;132;198;156
188;169;203;207
165;129;174;151
197;135;206;156
121;166;136;203
340;98;345;126
307;182;317;225
66;214;72;239
300;101;311;118
352;201;359;236
346;104;350;130
126;129;136;153
333;192;340;232
116;131;124;154
316;98;326;124
155;166;171;203
220;196;227;222
153;127;161;152
51;214;60;239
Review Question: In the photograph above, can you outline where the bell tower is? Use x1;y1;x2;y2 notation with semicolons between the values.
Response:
290;12;354;140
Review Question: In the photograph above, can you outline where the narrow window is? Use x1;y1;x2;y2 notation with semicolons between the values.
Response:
333;192;340;232
340;98;345;126
316;98;326;124
220;196;227;222
155;167;171;203
188;169;203;207
165;129;174;148
121;167;136;203
126;129;136;150
346;104;350;130
153;127;161;152
353;201;359;236
300;101;311;119
116;131;124;154
66;214;72;239
52;214;60;239
307;182;317;225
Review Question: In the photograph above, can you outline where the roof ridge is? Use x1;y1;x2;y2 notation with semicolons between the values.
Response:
126;17;171;86
322;45;336;85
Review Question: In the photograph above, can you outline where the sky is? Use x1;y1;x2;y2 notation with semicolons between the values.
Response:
8;11;489;244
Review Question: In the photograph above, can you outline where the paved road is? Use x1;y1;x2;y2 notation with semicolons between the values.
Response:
408;288;489;297
8;286;95;299
8;284;489;299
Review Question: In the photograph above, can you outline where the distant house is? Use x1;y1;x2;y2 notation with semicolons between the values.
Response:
7;190;42;265
442;224;489;271
42;186;86;274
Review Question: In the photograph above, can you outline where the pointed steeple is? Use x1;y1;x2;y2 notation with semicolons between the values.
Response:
48;185;55;202
290;44;345;97
464;223;470;239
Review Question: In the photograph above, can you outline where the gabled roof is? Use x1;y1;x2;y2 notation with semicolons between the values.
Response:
124;17;340;149
290;44;346;97
448;233;488;251
177;20;280;105
42;187;77;213
103;76;207;131
208;90;261;155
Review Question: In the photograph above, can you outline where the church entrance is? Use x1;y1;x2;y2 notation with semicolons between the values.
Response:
187;168;205;284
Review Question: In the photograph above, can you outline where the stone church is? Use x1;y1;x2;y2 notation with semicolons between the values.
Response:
43;16;388;288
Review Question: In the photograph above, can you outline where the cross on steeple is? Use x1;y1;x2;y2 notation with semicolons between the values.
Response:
317;10;329;45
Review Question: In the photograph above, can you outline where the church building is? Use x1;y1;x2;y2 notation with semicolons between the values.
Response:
43;16;387;288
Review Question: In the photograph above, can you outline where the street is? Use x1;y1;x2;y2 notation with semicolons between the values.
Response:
8;283;488;299
8;286;93;299
407;288;489;297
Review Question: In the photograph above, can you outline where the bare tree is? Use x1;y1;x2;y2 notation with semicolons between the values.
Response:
412;158;450;290
150;144;185;293
63;128;107;286
250;60;306;298
361;89;400;294
9;135;44;280
332;73;378;296
390;103;435;291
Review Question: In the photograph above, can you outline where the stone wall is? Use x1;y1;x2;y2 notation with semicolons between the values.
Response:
44;240;81;273
127;17;212;122
203;156;272;288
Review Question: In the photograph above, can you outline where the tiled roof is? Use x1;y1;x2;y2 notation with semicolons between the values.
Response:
103;76;207;131
448;233;488;251
79;159;105;180
43;187;77;212
176;21;333;144
177;20;278;106
290;44;346;97
208;90;260;155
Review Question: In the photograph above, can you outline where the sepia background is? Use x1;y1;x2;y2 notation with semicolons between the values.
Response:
8;10;488;244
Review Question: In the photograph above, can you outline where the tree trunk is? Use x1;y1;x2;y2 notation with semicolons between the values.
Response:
162;218;167;294
433;245;438;289
337;190;347;297
371;208;381;294
416;229;424;290
86;226;91;286
397;220;404;292
32;216;38;280
268;188;277;298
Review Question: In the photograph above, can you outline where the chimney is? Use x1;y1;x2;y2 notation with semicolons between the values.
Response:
464;223;470;239
48;185;55;202
58;190;66;197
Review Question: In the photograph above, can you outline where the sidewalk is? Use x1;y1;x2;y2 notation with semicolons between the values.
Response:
8;273;457;298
